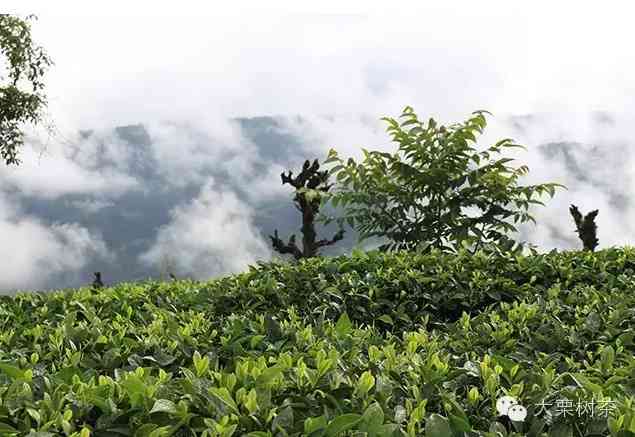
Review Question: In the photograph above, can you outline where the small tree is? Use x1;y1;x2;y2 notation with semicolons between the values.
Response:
569;204;598;251
0;14;52;165
270;159;344;259
91;272;104;289
324;106;564;253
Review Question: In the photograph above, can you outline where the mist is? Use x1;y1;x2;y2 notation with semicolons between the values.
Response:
1;3;634;293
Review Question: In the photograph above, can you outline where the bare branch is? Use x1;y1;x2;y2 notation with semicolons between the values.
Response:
316;229;345;248
269;229;303;260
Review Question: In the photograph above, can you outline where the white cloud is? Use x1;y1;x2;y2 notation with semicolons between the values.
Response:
0;193;113;293
1;3;635;291
0;132;139;199
139;180;272;279
144;120;288;202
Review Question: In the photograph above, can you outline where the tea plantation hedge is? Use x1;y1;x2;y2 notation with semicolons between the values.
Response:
0;248;634;436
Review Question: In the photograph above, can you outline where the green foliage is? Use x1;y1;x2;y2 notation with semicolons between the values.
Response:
0;14;52;165
0;248;634;435
323;106;564;253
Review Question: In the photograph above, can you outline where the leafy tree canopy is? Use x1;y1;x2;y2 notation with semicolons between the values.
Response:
0;14;52;165
323;106;565;254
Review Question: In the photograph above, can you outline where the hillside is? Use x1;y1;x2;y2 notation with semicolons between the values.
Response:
7;118;353;293
0;248;634;436
5;114;624;294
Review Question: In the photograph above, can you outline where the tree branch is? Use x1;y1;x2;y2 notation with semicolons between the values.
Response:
316;229;345;248
269;229;303;259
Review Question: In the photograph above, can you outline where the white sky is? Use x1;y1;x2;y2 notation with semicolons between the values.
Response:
6;1;634;127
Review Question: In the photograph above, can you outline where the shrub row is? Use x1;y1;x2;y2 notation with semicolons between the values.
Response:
0;248;633;435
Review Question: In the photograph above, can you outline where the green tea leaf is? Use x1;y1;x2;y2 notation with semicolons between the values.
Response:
425;414;452;437
150;399;177;415
335;312;352;336
325;414;362;436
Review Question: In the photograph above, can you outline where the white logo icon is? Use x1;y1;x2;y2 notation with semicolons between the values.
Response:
496;396;527;422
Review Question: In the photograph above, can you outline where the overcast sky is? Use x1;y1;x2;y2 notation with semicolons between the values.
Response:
2;2;635;292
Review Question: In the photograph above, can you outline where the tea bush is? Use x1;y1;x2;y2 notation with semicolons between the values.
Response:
0;248;634;436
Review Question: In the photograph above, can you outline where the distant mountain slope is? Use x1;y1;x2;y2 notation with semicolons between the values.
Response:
12;117;354;292
5;112;630;292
